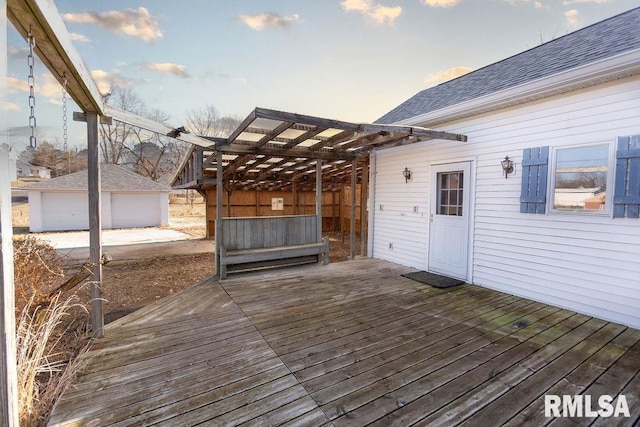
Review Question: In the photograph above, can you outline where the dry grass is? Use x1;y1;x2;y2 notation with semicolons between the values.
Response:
13;237;91;426
12;204;29;229
13;237;64;313
17;294;89;426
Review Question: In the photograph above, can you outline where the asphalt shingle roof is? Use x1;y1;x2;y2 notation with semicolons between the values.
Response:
376;7;640;124
23;164;171;192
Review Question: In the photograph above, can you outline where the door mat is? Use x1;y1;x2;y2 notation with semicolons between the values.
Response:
401;271;464;288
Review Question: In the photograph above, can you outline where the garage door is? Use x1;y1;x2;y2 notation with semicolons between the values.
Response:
111;193;161;228
42;192;89;231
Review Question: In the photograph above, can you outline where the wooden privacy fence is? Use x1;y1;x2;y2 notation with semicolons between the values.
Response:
216;215;329;279
205;187;363;238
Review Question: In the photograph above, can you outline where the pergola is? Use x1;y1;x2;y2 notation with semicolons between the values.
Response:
173;106;467;193
170;106;467;270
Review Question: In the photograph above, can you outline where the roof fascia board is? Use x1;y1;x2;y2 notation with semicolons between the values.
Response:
394;48;640;127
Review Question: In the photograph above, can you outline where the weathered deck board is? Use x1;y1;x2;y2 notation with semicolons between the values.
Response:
49;259;640;426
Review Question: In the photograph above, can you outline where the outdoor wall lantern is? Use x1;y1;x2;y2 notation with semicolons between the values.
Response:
403;167;412;183
501;156;514;179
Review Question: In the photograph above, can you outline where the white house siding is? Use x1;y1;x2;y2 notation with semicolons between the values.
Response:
372;76;640;328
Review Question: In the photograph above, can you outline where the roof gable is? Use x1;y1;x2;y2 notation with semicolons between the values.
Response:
377;7;640;124
23;164;170;192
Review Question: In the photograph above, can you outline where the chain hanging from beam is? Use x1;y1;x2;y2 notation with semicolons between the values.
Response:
27;27;37;148
62;76;70;173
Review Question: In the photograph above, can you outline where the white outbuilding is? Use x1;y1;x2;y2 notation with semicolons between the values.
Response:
26;164;170;232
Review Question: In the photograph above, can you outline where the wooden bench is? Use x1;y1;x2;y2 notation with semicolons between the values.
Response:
216;215;329;279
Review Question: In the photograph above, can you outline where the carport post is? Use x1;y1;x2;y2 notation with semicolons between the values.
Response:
215;149;223;277
316;160;322;241
349;160;357;259
0;3;19;414
87;112;104;338
360;160;369;257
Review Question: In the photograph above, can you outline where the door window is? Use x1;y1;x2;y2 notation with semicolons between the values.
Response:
437;171;464;216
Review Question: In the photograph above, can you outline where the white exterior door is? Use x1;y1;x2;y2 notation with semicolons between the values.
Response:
428;162;471;280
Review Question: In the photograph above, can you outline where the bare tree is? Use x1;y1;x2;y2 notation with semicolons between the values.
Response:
184;105;242;209
184;104;241;137
99;85;190;183
20;141;87;177
100;85;146;165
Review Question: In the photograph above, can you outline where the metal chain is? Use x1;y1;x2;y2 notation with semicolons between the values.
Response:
27;27;37;148
62;77;68;150
62;76;70;172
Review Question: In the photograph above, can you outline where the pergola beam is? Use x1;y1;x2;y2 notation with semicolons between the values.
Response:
104;105;214;148
213;142;362;161
7;0;103;114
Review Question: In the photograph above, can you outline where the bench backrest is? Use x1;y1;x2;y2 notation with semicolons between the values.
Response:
217;215;319;251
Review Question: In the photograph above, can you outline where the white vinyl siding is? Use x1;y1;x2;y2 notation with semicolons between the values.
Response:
372;75;640;328
372;147;431;269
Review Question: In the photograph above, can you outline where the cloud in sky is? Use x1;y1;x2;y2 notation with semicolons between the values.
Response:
70;32;91;43
563;0;610;5
341;0;402;25
63;7;162;43
7;77;29;93
238;12;300;30
422;0;461;7
7;75;66;105
425;66;473;86
140;63;191;79
565;9;581;28
1;101;20;112
7;46;30;61
90;69;135;95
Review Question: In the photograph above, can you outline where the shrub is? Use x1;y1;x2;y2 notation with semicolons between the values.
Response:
13;237;64;312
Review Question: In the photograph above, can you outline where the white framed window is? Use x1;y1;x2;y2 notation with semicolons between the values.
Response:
271;197;284;211
549;142;614;214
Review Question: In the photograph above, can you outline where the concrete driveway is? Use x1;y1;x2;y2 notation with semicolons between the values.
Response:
32;227;213;265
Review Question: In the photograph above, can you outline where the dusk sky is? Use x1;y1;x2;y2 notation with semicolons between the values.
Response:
4;0;639;151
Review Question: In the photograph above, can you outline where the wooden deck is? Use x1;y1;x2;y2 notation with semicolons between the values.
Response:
48;259;640;426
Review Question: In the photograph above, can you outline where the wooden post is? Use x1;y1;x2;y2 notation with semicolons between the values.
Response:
0;5;18;420
292;182;298;215
350;160;357;259
215;150;223;278
0;153;18;425
367;152;376;257
360;160;369;257
331;190;336;231
256;190;260;216
340;185;345;243
87;112;103;338
316;160;322;241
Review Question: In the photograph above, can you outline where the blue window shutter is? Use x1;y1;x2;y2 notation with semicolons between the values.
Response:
613;135;640;218
520;146;549;214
